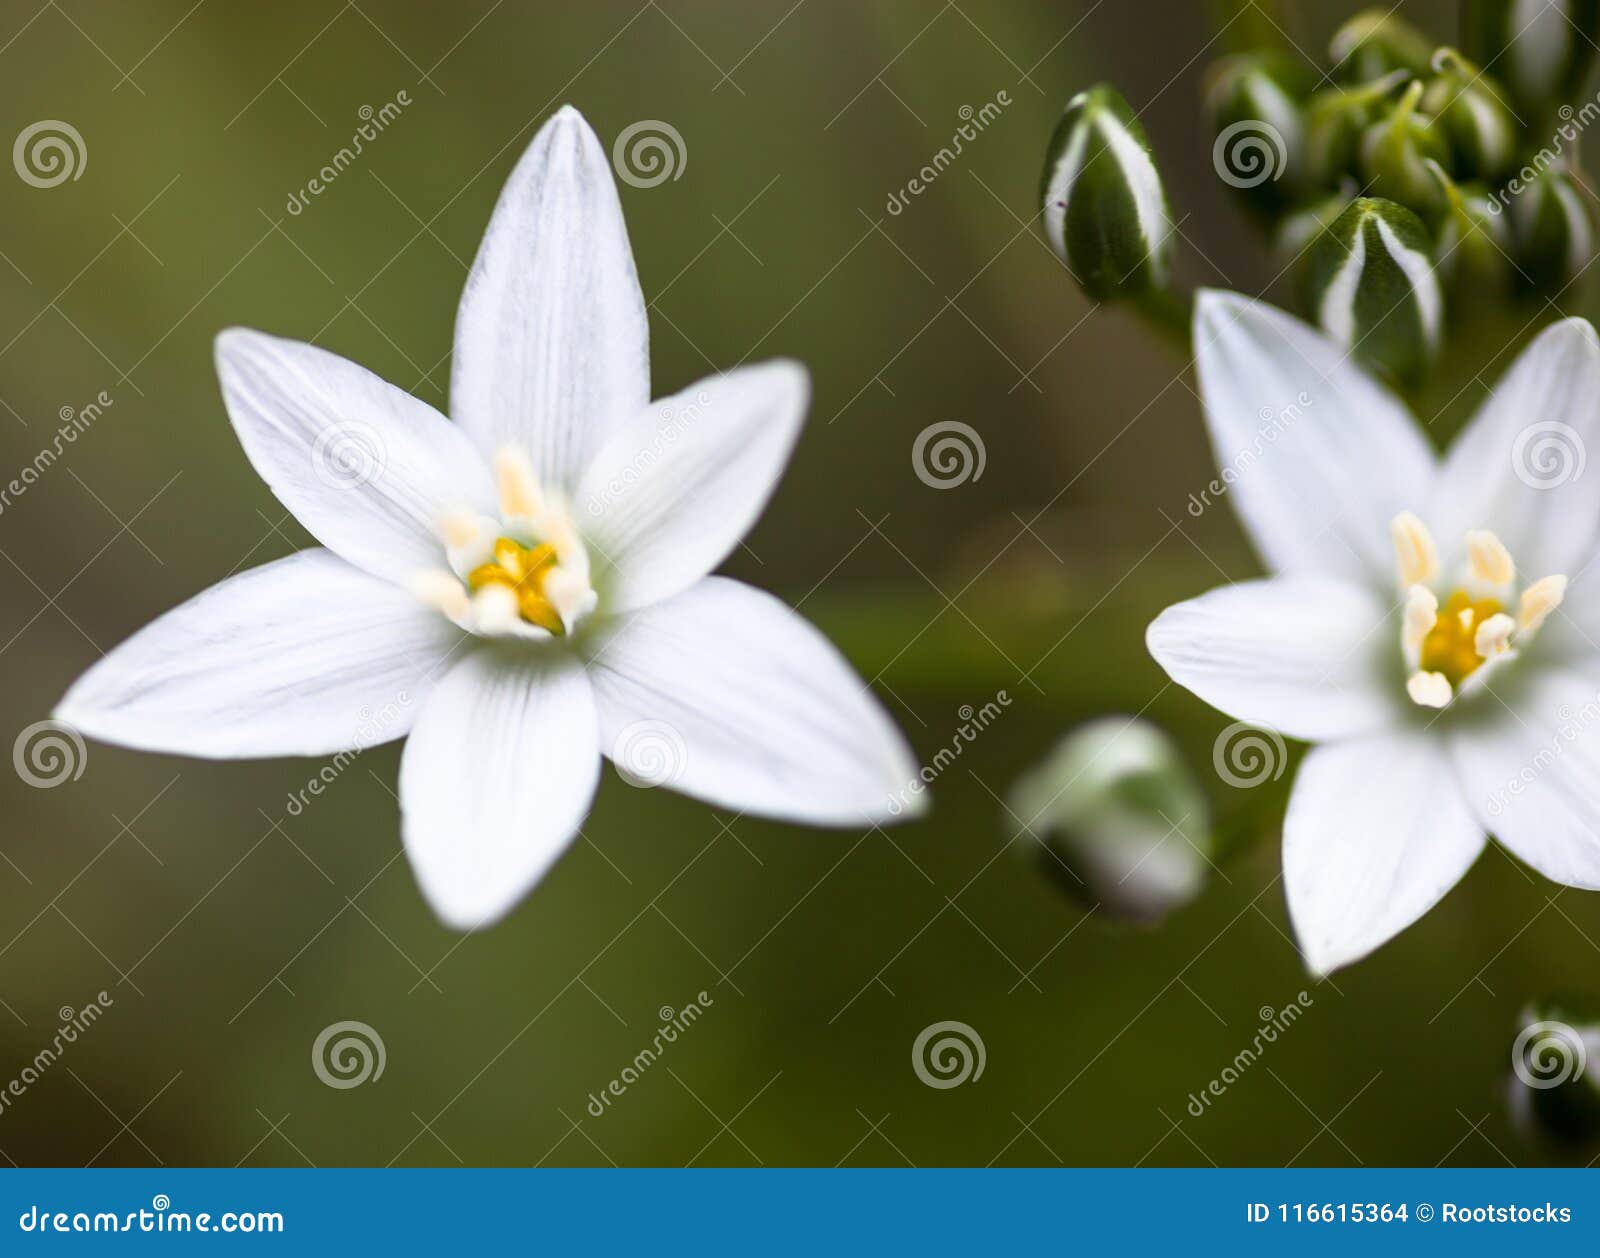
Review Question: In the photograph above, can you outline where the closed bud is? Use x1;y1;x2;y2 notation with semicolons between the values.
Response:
1511;165;1596;292
1303;197;1443;384
1274;190;1355;267
1330;9;1436;81
1009;717;1212;924
1040;85;1174;301
1304;70;1409;185
1429;162;1515;297
1204;53;1307;206
1358;79;1452;219
1506;999;1600;1147
1463;0;1600;117
1422;49;1518;180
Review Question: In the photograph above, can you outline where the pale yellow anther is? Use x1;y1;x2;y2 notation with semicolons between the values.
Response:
1473;612;1516;660
409;569;470;621
1402;584;1438;659
470;582;520;632
493;446;543;520
1391;512;1438;588
1465;530;1515;589
1406;670;1453;709
437;509;485;552
1518;574;1568;635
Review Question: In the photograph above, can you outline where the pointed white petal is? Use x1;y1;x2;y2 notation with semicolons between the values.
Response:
216;329;496;584
451;105;649;488
1285;732;1483;975
1194;289;1437;587
55;550;461;758
578;362;808;612
1145;576;1398;740
1430;318;1600;579
1449;666;1600;889
588;577;921;825
399;652;599;930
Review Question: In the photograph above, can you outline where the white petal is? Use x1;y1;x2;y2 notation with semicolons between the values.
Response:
216;329;495;584
577;362;808;612
1145;576;1398;741
1429;318;1600;579
1285;732;1483;975
399;652;599;929
1194;289;1437;588
587;577;921;825
55;550;461;758
1449;665;1600;889
451;105;649;488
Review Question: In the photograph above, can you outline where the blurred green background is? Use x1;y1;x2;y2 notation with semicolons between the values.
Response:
1;0;1595;1167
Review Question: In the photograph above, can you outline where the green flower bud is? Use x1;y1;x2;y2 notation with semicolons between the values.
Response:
1463;0;1600;117
1330;9;1436;81
1302;197;1442;384
1009;717;1212;924
1304;69;1409;185
1429;162;1515;297
1511;165;1596;291
1421;49;1519;180
1040;85;1174;302
1506;999;1600;1147
1204;53;1307;207
1358;79;1452;218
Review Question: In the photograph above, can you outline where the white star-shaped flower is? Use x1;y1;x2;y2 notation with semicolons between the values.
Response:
57;106;922;929
1150;289;1600;974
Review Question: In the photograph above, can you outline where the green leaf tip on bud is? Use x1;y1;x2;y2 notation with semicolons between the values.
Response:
1358;78;1452;218
1464;0;1600;118
1304;69;1410;187
1009;716;1213;924
1040;85;1175;303
1506;998;1600;1148
1422;48;1519;180
1427;160;1516;298
1303;197;1443;384
1510;165;1597;293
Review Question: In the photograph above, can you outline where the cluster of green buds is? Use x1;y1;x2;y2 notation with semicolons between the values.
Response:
1040;3;1600;386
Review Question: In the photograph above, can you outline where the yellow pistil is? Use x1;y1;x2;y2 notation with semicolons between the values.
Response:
468;536;565;635
1418;590;1503;687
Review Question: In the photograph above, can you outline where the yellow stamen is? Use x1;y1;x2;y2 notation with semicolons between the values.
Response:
1518;574;1568;634
1419;590;1504;686
1391;512;1438;588
467;536;566;635
1465;529;1515;589
1406;670;1452;708
494;447;543;520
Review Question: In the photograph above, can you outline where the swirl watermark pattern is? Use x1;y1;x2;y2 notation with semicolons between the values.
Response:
311;1020;386;1089
1512;420;1586;489
1512;1019;1587;1090
611;120;686;188
1212;721;1287;788
13;120;86;188
1212;119;1285;189
13;719;87;788
311;421;388;490
912;1020;986;1089
612;720;687;789
912;420;986;489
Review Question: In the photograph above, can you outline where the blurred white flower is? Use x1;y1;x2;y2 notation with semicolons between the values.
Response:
1149;289;1600;974
57;106;921;929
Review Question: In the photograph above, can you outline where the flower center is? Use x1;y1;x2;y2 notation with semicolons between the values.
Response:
1391;511;1566;709
411;445;598;640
